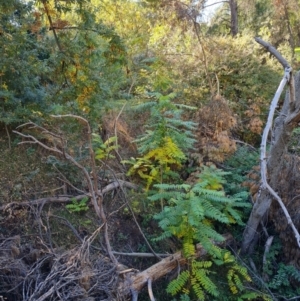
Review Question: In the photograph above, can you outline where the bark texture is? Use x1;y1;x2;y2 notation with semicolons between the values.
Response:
118;234;233;298
229;0;238;37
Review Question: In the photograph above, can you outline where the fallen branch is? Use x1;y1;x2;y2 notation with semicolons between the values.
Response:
255;37;295;105
0;180;138;212
112;251;169;258
118;233;233;296
13;117;137;265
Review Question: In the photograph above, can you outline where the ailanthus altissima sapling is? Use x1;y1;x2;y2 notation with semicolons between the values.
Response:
151;165;251;299
123;92;196;189
151;165;249;253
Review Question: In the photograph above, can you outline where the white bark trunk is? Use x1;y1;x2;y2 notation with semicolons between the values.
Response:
242;66;300;254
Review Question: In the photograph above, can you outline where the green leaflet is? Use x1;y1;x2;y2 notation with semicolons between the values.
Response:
153;165;252;299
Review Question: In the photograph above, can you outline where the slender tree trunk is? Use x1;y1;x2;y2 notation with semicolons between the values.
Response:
229;0;238;37
284;4;295;58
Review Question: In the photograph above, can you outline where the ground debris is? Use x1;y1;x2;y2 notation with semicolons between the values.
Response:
0;236;118;301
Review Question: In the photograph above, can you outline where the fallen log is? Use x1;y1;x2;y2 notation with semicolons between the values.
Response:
118;233;233;298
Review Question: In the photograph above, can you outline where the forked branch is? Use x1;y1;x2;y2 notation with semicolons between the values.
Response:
255;38;300;248
14;116;118;264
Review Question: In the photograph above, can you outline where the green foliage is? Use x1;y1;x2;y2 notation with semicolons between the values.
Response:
3;1;299;300
295;47;300;62
237;291;272;301
125;136;185;190
224;146;259;195
261;237;300;299
179;295;191;301
93;134;118;160
124;92;196;189
134;92;196;154
167;260;218;300
167;270;190;296
152;165;250;256
0;0;127;126
0;0;49;124
223;251;251;294
167;251;254;300
66;197;89;213
268;263;300;290
151;165;252;300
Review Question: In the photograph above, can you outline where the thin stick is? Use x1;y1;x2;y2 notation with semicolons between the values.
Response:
130;289;138;301
5;124;11;150
263;236;274;271
14;118;118;264
42;0;62;52
113;102;127;161
215;73;220;96
112;251;169;258
147;278;156;301
0;179;138;212
50;114;99;197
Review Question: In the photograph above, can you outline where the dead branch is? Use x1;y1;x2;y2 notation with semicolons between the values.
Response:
22;227;116;301
15;122;102;220
118;233;233;296
51;114;119;264
50;214;84;243
41;0;62;52
255;37;290;69
255;37;295;104
259;67;300;247
0;233;232;300
147;278;156;301
108;173;162;261
242;39;300;254
112;251;169;258
113;102;127;162
262;236;274;281
0;180;137;212
13;118;120;264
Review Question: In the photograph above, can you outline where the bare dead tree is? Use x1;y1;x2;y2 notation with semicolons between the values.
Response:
242;38;300;254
